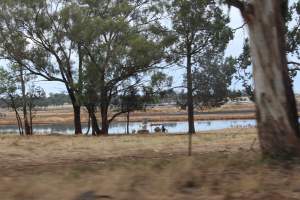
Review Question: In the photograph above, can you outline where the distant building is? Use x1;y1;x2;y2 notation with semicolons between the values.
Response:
145;101;177;108
227;96;252;104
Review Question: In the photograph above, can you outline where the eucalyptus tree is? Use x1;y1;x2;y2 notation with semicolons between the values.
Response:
0;0;87;134
0;66;44;135
82;62;101;135
226;0;300;157
150;71;173;93
77;0;171;135
167;0;233;133
118;86;144;134
193;55;236;108
0;68;23;135
17;65;32;135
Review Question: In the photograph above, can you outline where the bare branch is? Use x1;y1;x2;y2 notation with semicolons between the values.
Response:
287;61;300;72
225;0;245;11
232;23;246;32
287;61;300;66
108;110;132;124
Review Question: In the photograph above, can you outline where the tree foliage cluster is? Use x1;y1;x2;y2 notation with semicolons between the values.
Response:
0;0;237;135
0;66;45;135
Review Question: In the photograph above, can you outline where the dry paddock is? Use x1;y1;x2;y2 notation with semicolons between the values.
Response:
1;128;300;200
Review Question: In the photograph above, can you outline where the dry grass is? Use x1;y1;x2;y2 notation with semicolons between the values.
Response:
0;128;257;168
0;105;256;125
1;128;300;200
219;103;255;111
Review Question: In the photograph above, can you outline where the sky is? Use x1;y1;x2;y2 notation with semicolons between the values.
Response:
5;7;300;95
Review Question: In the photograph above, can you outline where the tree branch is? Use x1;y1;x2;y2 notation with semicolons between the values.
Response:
287;61;300;66
225;0;245;11
108;110;131;124
287;61;300;72
232;23;246;32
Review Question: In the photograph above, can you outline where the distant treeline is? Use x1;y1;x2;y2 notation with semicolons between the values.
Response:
0;89;248;109
0;93;71;108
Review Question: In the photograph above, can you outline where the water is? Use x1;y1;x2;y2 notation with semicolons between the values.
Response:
0;119;257;135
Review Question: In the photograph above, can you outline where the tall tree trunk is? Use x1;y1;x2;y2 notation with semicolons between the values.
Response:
23;110;31;135
230;0;300;157
126;111;130;134
186;44;195;156
99;86;110;135
91;111;100;135
29;101;33;135
20;68;31;135
16;111;23;136
99;105;109;135
73;105;82;135
186;42;195;156
100;111;109;135
186;47;195;134
85;114;91;135
10;95;23;135
67;88;82;135
86;105;101;135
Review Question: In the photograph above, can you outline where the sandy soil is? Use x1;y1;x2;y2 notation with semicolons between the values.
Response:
1;128;300;200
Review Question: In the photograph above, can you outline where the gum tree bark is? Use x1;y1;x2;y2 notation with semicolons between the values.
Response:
227;0;300;157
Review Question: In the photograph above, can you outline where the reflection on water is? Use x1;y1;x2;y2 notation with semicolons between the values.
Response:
0;119;257;135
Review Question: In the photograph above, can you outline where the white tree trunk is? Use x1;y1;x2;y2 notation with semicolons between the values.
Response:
245;0;300;157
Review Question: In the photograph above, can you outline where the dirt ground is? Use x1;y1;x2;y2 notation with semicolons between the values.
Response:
1;128;300;200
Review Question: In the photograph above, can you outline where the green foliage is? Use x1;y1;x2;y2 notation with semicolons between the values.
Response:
150;71;173;92
0;67;17;96
119;86;145;112
235;39;253;98
193;55;236;107
167;0;234;110
287;1;300;59
77;0;170;116
167;0;233;64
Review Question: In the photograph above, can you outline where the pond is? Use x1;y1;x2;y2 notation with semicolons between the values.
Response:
0;119;257;135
